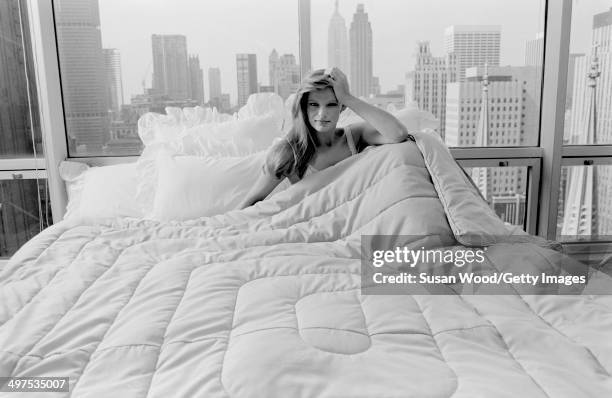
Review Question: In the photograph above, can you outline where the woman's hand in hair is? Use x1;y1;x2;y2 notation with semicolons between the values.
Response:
325;67;352;105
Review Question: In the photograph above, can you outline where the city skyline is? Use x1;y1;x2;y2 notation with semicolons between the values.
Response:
97;0;557;105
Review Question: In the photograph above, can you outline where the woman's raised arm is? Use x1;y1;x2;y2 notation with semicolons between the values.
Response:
325;67;409;145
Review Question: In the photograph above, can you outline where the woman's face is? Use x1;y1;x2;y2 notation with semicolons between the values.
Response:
306;88;341;134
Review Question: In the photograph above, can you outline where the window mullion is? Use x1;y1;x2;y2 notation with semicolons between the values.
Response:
538;0;573;240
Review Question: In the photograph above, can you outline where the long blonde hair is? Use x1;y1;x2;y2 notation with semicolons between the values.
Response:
264;69;341;179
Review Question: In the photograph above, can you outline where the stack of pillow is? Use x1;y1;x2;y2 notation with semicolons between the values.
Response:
60;94;439;223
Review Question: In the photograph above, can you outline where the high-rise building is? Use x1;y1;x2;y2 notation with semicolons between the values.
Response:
151;34;190;101
445;65;540;147
236;53;258;107
562;51;601;236
349;3;373;98
269;49;279;91
269;53;301;100
444;25;501;82
208;67;222;105
220;93;231;112
188;55;204;105
406;42;451;139
525;32;544;66
327;0;349;75
298;0;312;78
446;66;538;205
566;53;585;111
103;48;124;115
55;0;109;155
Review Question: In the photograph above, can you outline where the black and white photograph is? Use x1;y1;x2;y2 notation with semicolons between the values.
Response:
1;0;611;396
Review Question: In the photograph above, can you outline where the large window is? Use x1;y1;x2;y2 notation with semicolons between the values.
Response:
52;0;299;157
311;0;545;148
0;0;52;259
557;0;612;242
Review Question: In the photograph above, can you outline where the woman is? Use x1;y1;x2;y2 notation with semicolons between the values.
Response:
238;67;410;209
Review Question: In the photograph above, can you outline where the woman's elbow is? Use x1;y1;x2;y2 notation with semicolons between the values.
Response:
389;125;410;143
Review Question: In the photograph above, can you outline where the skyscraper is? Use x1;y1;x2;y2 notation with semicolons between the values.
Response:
269;49;279;91
349;3;373;98
151;34;190;101
446;66;537;212
525;32;544;66
189;55;204;105
269;53;301;100
236;54;258;107
562;50;601;236
298;0;312;78
444;25;501;82
55;0;108;155
406;42;450;138
208;67;222;105
327;0;349;75
103;48;124;115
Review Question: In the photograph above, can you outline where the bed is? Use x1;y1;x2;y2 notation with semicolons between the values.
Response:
1;105;612;397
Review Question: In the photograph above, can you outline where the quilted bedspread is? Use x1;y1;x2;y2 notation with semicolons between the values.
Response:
1;133;611;397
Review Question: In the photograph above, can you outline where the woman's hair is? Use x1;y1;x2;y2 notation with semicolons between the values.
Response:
264;68;341;180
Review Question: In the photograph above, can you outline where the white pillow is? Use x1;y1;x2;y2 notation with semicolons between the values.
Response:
150;152;266;221
137;93;284;156
180;112;282;157
59;161;144;221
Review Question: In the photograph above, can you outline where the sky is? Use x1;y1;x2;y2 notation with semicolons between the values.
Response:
96;0;611;106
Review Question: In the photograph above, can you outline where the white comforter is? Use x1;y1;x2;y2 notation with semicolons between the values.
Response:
1;133;611;397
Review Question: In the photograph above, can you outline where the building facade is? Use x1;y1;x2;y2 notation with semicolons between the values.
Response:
327;0;349;76
189;55;205;105
298;0;312;78
406;42;450;139
444;25;501;82
349;4;373;98
103;48;124;116
208;67;222;106
151;34;190;101
269;52;301;100
236;53;258;107
55;0;109;155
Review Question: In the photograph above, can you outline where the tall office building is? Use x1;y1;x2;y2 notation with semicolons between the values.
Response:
562;52;601;236
55;0;108;155
269;53;301;100
298;0;312;78
327;0;349;75
525;32;544;66
445;66;537;209
566;53;585;112
151;34;190;101
446;65;539;147
269;49;279;91
189;55;205;105
349;3;373;98
406;42;450;138
208;67;222;105
236;54;258;107
103;48;124;115
444;25;501;82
